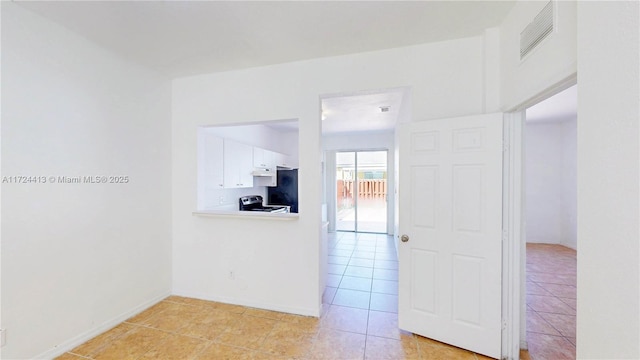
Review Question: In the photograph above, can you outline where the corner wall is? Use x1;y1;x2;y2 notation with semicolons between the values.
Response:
1;4;173;358
525;119;577;249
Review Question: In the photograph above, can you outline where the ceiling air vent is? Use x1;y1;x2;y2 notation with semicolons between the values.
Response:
520;1;554;59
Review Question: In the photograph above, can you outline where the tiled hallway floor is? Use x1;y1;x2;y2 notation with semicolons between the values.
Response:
526;243;577;360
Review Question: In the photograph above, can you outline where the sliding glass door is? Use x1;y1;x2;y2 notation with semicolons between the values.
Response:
336;150;387;233
355;151;388;233
336;152;356;231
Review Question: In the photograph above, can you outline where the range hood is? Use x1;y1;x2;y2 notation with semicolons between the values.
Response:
251;168;275;177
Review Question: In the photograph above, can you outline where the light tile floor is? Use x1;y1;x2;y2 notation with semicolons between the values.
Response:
57;232;535;360
526;243;577;360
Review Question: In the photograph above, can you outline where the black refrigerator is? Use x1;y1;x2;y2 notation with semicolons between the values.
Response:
268;169;298;213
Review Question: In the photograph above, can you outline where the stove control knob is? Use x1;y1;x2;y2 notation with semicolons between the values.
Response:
401;234;409;243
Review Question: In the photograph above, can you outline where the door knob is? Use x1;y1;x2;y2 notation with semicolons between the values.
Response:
401;234;409;242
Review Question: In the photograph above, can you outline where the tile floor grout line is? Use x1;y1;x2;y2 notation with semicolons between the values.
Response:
190;340;217;360
530;308;564;337
207;337;283;358
64;351;94;359
73;321;144;359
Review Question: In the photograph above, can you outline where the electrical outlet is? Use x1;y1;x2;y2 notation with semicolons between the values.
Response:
228;271;235;280
219;196;224;204
1;328;6;347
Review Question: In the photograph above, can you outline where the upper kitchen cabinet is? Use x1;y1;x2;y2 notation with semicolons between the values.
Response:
223;139;254;188
256;147;298;170
253;147;275;169
202;134;224;189
197;132;225;209
274;152;297;169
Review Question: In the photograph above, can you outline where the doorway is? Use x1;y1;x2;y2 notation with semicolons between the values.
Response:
522;84;577;359
335;150;388;233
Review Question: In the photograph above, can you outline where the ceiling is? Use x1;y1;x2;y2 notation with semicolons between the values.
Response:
17;1;517;78
321;90;405;134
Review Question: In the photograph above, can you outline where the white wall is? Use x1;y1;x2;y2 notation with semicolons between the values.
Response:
322;131;395;152
1;4;172;359
500;1;577;111
576;2;639;358
322;131;395;234
525;119;577;249
172;36;488;317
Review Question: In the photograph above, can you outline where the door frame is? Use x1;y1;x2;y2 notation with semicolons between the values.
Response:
502;74;578;359
502;111;525;359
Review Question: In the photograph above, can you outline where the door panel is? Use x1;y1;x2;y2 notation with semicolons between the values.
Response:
411;131;440;153
452;165;484;232
399;113;503;359
411;166;437;229
452;254;482;325
410;249;437;314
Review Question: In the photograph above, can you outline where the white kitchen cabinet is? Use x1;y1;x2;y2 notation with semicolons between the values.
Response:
224;139;254;188
274;152;297;169
253;147;278;187
203;134;225;189
255;148;297;169
272;152;285;168
253;147;276;169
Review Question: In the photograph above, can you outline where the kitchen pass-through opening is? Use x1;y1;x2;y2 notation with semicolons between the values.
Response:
336;150;388;233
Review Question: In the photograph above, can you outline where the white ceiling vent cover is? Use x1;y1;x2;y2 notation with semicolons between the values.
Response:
520;1;554;59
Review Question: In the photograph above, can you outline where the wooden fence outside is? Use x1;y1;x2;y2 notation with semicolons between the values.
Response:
337;179;387;206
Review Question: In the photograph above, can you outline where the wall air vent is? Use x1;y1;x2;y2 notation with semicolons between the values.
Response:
520;1;554;59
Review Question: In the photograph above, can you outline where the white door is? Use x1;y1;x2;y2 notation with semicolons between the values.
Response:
398;113;503;359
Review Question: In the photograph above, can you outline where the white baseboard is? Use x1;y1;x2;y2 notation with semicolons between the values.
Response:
34;292;170;360
171;289;320;317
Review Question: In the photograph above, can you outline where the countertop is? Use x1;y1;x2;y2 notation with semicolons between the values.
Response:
193;209;299;220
